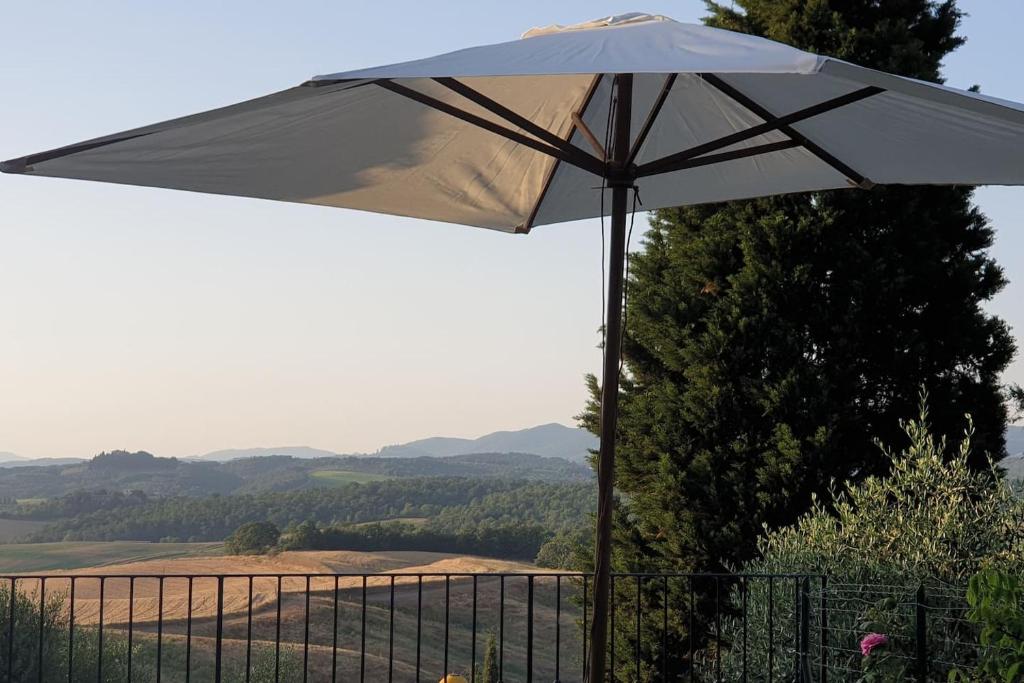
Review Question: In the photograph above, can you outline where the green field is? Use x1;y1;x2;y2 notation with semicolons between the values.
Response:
352;516;429;528
0;518;49;543
0;541;222;573
308;469;394;485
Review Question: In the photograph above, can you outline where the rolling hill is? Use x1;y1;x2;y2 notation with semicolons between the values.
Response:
0;453;86;469
0;449;591;502
191;423;597;464
191;446;340;462
376;423;596;463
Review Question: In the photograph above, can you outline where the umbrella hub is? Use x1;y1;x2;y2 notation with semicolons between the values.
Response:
605;166;638;188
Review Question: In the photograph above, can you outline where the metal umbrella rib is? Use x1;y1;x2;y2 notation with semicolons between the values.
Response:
698;73;876;188
374;79;606;177
520;73;605;233
635;85;885;177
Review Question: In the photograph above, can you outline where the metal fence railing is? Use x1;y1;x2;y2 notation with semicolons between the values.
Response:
0;572;1000;682
806;581;988;682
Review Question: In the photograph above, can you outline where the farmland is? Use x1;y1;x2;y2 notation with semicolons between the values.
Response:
5;549;582;682
308;469;394;485
0;541;222;573
0;518;48;543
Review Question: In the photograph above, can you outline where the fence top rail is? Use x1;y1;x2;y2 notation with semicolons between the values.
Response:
0;571;825;581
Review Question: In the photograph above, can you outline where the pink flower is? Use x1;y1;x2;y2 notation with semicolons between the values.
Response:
860;633;889;657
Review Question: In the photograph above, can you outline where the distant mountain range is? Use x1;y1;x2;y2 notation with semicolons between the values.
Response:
4;423;1020;470
190;446;341;462
0;452;85;469
1005;425;1024;455
0;449;591;500
187;423;597;464
374;423;596;463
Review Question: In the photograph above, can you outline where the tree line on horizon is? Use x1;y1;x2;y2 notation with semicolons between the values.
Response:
14;478;595;562
0;449;591;501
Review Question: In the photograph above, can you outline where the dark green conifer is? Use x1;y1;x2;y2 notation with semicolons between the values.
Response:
582;3;1016;675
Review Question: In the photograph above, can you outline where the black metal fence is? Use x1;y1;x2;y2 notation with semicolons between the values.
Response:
808;581;985;681
0;572;989;682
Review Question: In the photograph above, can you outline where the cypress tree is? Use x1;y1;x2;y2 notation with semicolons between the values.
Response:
480;631;498;683
581;0;1015;577
582;2;1018;677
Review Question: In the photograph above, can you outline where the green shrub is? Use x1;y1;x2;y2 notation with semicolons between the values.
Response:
720;401;1024;680
0;583;305;682
224;521;280;555
950;569;1024;682
750;404;1023;583
0;583;153;682
535;527;589;569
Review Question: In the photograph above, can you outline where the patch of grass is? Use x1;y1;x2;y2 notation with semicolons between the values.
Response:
308;470;394;486
351;517;429;528
0;541;222;573
0;518;49;543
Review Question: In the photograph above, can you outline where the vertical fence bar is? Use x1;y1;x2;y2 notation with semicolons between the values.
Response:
68;577;75;683
662;575;668;683
389;576;396;683
556;575;562;683
127;577;134;682
792;578;799;680
332;576;339;683
215;577;224;683
38;577;46;683
303;576;311;683
186;577;194;683
7;578;14;683
97;577;104;683
636;576;642;683
361;575;368;683
499;575;505;682
799;578;810;683
582;576;588;683
471;576;478;683
820;576;828;683
157;577;164;683
416;575;423;683
611;574;616;681
444;576;451;682
247;576;254;683
715;577;722;683
689;577;695;683
742;576;748;683
275;576;282;683
915;585;927;682
767;577;774;683
526;575;534;683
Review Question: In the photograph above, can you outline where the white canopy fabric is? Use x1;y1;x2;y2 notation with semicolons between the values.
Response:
4;12;1024;233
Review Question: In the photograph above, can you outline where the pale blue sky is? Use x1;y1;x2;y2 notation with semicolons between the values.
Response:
1;1;1022;458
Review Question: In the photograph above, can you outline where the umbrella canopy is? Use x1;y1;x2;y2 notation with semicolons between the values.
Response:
4;13;1024;232
6;12;1024;682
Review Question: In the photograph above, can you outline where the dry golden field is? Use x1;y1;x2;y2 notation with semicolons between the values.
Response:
8;548;584;682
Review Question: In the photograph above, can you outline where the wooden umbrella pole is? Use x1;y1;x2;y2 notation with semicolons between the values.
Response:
588;72;633;683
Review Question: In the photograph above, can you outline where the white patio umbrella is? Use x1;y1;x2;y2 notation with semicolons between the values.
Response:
6;12;1024;680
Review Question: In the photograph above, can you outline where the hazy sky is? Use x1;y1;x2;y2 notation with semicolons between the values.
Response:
2;1;1023;458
